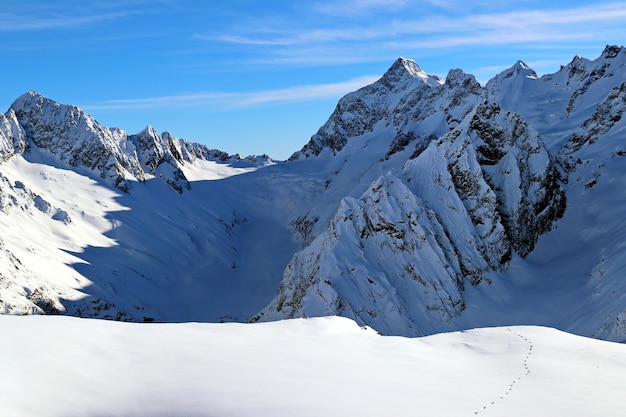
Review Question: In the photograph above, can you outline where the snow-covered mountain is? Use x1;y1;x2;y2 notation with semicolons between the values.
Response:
8;91;272;193
2;46;626;342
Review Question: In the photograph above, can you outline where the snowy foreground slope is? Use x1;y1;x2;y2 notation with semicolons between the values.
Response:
2;46;626;341
2;315;626;417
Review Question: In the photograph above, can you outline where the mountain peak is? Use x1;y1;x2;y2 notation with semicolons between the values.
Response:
486;60;538;92
391;57;425;77
16;90;43;101
11;90;52;112
379;57;443;92
509;60;538;79
601;44;625;59
138;125;159;137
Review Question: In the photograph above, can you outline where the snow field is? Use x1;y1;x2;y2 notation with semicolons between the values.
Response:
1;316;625;417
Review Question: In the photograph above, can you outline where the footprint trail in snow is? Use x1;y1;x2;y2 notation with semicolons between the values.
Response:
473;328;533;415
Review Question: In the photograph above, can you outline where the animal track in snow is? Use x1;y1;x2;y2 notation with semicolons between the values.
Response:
473;328;533;415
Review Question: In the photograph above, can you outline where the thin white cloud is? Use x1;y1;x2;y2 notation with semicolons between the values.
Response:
310;0;407;16
82;93;239;110
253;54;380;67
399;28;595;49
204;1;626;67
239;75;380;105
200;26;387;46
82;75;381;111
468;2;626;28
0;1;166;32
421;0;536;12
375;2;626;40
0;11;131;31
199;35;297;46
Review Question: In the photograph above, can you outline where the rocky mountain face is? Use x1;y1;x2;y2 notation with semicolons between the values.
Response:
257;46;626;338
8;91;271;193
2;46;626;341
256;61;567;333
0;110;26;161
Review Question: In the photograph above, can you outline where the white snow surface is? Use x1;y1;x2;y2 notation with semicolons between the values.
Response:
1;315;625;417
0;154;295;322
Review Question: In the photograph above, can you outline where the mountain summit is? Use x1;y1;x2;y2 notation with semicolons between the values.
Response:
2;46;626;341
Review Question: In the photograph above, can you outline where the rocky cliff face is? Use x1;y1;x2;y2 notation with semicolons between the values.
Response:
257;99;566;334
291;58;444;159
11;91;146;191
256;49;626;334
465;102;566;257
0;110;26;161
9;91;271;193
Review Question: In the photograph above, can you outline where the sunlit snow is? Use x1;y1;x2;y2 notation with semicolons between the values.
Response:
1;316;625;417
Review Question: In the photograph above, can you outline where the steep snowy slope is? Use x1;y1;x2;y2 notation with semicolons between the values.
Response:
2;46;626;342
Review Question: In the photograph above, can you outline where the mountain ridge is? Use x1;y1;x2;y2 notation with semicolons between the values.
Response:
7;90;273;192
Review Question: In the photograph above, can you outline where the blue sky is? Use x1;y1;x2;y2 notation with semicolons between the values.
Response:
2;1;626;160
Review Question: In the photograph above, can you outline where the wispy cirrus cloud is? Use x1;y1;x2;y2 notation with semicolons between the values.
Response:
197;25;390;46
81;75;381;110
389;2;626;49
0;11;131;32
466;2;626;28
308;0;408;16
202;1;626;67
0;0;166;32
